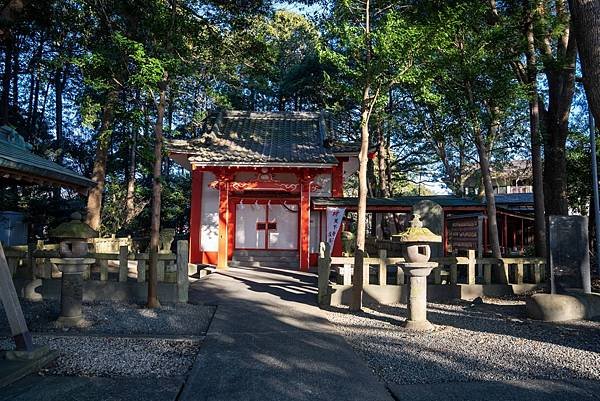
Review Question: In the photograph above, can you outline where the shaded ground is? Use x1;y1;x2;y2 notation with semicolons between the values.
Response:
1;300;214;401
324;297;600;385
0;300;215;336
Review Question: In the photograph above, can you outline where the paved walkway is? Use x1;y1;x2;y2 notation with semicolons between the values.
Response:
180;266;393;401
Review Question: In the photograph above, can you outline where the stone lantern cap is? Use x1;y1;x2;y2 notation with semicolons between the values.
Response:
396;214;442;243
50;212;99;240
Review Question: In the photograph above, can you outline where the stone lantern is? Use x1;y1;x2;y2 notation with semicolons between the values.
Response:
396;214;442;331
50;212;98;326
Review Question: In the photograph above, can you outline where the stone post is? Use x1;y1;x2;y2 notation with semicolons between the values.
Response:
318;242;331;305
177;240;189;303
49;259;94;325
49;212;98;327
399;262;437;331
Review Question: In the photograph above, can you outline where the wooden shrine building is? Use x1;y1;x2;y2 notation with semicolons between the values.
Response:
168;110;360;271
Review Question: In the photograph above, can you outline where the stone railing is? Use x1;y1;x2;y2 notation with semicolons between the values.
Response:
6;240;193;303
317;242;546;305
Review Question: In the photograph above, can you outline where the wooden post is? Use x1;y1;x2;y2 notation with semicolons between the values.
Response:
318;242;332;305
450;264;458;284
467;250;476;285
483;263;492;284
378;249;387;286
177;240;189;303
119;245;128;282
0;243;34;351
99;259;108;281
137;259;146;283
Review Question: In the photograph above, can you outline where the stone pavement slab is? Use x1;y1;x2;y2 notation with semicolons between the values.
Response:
0;376;184;401
388;379;600;401
182;267;393;401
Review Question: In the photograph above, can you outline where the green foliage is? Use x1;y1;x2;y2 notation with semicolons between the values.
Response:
567;130;595;215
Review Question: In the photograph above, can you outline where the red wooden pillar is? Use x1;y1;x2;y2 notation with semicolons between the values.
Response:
217;175;231;269
331;162;344;197
189;168;202;264
299;178;311;271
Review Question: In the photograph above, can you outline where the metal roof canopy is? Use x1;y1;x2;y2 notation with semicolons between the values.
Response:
311;196;486;212
0;126;95;193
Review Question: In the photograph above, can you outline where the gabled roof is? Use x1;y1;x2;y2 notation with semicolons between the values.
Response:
168;110;357;169
0;126;95;192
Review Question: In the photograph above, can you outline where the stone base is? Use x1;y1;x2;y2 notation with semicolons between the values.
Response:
526;292;600;322
4;345;52;361
403;320;434;332
0;346;57;388
56;315;83;327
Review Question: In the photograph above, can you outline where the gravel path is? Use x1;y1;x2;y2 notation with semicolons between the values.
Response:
324;298;600;385
0;300;215;336
0;335;201;378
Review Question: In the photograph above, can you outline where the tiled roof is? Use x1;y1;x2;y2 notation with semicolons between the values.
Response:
0;126;94;190
168;110;354;167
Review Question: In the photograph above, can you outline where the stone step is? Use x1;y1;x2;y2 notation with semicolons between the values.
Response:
233;250;298;258
228;260;300;269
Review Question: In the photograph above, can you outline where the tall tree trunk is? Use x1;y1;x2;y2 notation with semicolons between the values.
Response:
568;0;600;124
524;1;547;259
147;79;167;309
2;37;13;123
377;120;392;237
475;132;502;259
125;125;138;223
54;67;64;165
86;90;118;231
11;35;18;108
351;0;372;312
540;7;576;216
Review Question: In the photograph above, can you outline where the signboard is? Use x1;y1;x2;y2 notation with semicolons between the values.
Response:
326;207;345;247
447;216;482;255
549;215;591;293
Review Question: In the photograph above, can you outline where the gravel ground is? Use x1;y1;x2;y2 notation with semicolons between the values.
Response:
324;298;600;385
0;300;215;336
0;335;201;378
